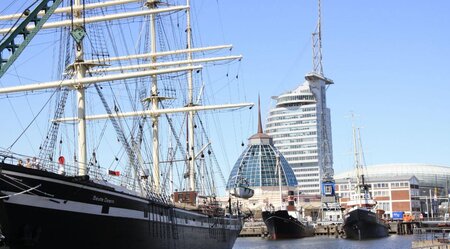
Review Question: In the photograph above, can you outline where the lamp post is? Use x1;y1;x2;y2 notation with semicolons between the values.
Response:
447;194;450;221
447;176;449;220
429;189;434;219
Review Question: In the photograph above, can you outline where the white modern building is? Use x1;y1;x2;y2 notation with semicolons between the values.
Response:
266;73;334;195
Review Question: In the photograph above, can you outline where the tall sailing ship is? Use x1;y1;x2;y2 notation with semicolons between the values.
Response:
0;0;252;248
342;125;389;240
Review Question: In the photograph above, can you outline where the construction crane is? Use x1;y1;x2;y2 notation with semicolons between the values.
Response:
0;0;63;78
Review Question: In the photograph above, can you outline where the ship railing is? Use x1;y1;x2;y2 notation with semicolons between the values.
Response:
0;149;139;191
413;227;450;243
0;150;175;203
147;191;171;205
420;217;450;222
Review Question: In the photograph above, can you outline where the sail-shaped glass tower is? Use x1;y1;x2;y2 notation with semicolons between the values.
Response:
265;74;333;195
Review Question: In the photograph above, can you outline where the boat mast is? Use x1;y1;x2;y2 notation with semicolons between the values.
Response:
351;115;370;207
73;0;87;176
351;121;361;188
351;122;361;207
357;127;370;206
146;0;161;194
276;154;282;210
169;138;174;197
0;2;253;188
186;0;196;191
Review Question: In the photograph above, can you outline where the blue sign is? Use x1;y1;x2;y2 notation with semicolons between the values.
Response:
322;181;335;196
392;211;404;220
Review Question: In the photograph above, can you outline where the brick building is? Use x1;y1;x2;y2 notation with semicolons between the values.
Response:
334;163;450;218
335;176;420;219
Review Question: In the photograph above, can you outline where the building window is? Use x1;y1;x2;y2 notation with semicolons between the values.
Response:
391;182;409;188
373;183;388;189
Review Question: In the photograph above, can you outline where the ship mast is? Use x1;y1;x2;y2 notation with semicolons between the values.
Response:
73;0;88;176
276;154;283;210
351;115;369;206
351;120;362;189
146;0;161;194
186;0;196;191
0;1;254;193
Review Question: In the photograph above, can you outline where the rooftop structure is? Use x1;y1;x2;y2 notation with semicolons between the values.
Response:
335;163;450;188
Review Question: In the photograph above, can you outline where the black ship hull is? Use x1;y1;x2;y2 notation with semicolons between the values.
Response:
0;163;242;249
343;208;389;240
262;210;314;240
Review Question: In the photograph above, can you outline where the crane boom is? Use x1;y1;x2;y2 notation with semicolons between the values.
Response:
0;0;63;78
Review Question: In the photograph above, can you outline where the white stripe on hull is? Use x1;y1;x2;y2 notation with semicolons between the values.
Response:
3;191;241;230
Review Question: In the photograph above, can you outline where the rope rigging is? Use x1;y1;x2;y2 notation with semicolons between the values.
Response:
93;82;146;194
8;88;59;151
0;0;252;200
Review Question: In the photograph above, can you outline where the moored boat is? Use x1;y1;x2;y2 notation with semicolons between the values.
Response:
261;154;314;240
0;161;242;249
343;204;389;240
342;124;389;240
262;209;314;240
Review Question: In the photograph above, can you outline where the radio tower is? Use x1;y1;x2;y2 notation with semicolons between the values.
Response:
312;0;324;76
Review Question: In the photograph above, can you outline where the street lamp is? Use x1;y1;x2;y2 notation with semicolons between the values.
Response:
447;194;450;221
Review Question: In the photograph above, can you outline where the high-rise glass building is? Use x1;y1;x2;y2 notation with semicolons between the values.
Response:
265;73;334;195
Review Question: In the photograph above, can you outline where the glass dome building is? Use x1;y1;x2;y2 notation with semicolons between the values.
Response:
226;100;298;191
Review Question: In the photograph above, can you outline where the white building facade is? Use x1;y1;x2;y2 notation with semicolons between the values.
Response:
265;74;333;195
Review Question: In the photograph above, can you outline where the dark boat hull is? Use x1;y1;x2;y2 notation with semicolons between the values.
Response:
262;210;314;239
343;208;389;240
0;163;242;249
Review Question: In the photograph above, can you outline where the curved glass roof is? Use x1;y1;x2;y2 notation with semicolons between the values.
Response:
226;144;298;189
335;163;450;187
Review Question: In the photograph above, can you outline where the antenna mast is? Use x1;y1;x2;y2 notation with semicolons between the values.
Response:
312;0;324;75
309;0;334;182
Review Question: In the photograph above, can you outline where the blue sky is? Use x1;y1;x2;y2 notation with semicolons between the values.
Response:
192;0;450;175
0;0;449;189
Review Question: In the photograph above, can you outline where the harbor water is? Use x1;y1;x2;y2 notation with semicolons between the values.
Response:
233;235;414;249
